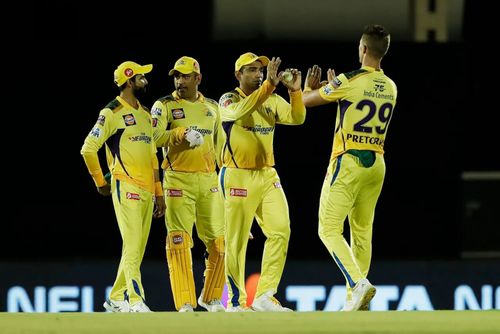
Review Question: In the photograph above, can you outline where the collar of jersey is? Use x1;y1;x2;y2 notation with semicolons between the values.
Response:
235;87;247;98
172;91;205;102
116;96;143;110
361;65;384;73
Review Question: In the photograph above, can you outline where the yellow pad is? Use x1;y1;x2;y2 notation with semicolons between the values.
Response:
202;236;225;302
166;231;197;310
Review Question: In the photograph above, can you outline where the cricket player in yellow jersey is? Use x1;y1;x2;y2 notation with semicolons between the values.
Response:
219;53;306;312
151;56;226;312
81;61;165;313
303;25;397;311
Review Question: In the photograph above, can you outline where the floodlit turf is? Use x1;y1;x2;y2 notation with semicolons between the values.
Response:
1;311;499;334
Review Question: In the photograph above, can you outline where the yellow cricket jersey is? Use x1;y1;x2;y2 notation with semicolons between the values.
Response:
219;80;306;169
151;91;223;172
319;66;397;160
81;96;160;194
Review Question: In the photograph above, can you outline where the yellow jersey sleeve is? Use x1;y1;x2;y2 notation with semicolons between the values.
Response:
219;80;275;122
81;108;115;187
274;90;306;125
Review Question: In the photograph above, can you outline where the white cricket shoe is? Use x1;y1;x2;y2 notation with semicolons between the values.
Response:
198;295;225;312
130;301;152;312
103;298;130;312
344;278;376;311
341;299;353;312
226;305;255;312
179;303;194;312
251;291;293;312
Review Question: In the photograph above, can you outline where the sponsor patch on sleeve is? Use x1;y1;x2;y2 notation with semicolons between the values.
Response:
322;85;333;95
333;77;342;88
90;127;101;138
220;93;236;108
152;118;158;127
97;115;106;126
273;181;281;189
152;107;162;116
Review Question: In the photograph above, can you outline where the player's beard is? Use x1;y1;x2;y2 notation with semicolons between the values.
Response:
133;85;147;100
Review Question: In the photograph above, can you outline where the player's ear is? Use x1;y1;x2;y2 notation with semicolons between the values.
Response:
235;71;242;81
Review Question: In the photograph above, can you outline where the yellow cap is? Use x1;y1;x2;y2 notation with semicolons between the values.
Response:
235;52;270;71
114;61;153;86
168;56;201;76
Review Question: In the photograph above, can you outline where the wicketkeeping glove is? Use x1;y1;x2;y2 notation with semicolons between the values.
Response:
185;128;204;147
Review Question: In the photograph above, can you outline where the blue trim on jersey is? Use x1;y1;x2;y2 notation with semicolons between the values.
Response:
330;156;343;186
117;180;121;203
337;100;352;133
227;275;240;306
333;252;356;288
222;121;239;168
220;167;227;198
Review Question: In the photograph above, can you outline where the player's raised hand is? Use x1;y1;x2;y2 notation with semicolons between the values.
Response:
279;68;302;92
305;65;322;90
266;57;281;87
327;68;340;88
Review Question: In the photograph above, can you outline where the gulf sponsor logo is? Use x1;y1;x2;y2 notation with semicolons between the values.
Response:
273;181;281;189
172;109;185;119
152;118;158;127
123;114;136;126
222;99;233;107
230;188;247;197
126;192;140;200
167;189;183;197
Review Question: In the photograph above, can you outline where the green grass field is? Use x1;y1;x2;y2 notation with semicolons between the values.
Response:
1;311;499;334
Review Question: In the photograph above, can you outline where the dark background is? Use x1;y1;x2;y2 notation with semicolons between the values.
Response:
14;1;497;264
